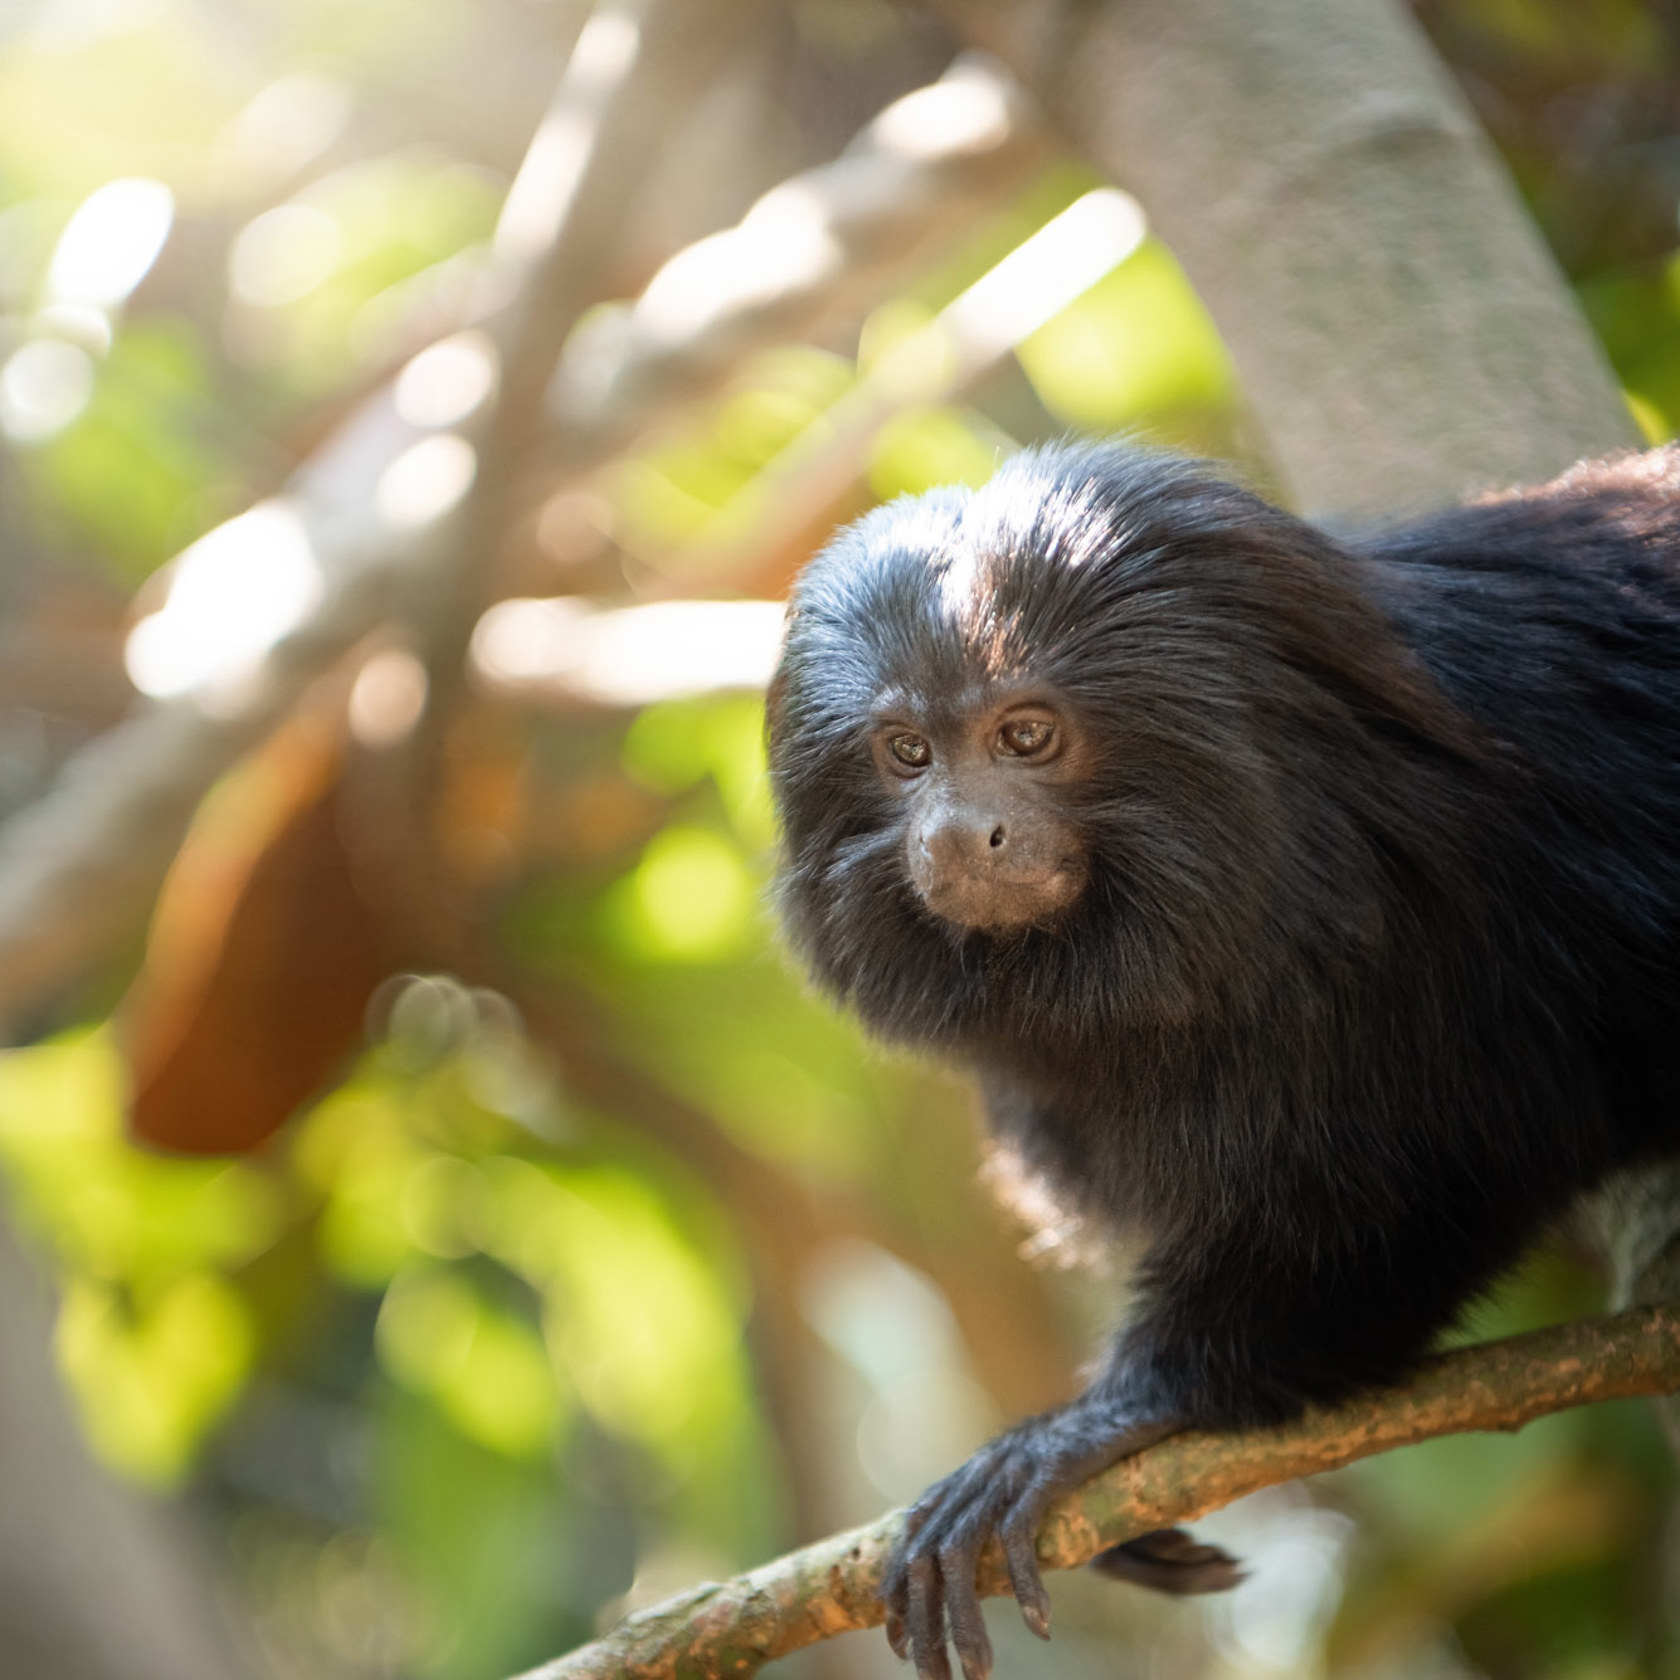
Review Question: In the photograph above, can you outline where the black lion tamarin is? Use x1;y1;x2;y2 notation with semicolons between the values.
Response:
766;443;1680;1680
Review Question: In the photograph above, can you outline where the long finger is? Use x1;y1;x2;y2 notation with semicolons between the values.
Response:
885;1482;959;1662
998;1489;1053;1639
938;1538;994;1680
907;1491;994;1673
882;1548;913;1661
906;1554;953;1680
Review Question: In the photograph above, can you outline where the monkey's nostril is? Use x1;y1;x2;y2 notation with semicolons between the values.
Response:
989;826;1005;849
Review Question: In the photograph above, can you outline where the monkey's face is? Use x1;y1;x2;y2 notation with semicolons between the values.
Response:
868;685;1090;932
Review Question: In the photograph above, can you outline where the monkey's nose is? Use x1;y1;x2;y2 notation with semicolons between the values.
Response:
920;817;1004;869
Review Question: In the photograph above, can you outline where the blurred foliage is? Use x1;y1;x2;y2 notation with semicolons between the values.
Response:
0;3;1673;1680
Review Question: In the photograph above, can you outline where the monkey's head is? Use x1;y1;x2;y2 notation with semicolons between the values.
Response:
767;445;1477;1054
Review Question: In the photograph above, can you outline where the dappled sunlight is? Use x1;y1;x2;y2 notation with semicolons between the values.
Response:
213;72;352;190
56;1269;255;1484
393;329;500;429
869;60;1016;161
377;1262;565;1459
472;596;785;705
633;187;844;344
0;1034;281;1479
607;824;758;962
124;499;323;698
0;335;95;440
289;1026;758;1465
375;431;479;528
804;1240;1001;1506
0;171;174;446
942;187;1147;362
349;646;431;748
515;1163;749;1454
46;176;173;309
228;202;343;308
495;3;644;265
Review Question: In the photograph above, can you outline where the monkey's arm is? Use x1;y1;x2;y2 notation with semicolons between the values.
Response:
882;1201;1493;1680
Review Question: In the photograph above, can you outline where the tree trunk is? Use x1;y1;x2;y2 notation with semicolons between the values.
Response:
921;0;1636;515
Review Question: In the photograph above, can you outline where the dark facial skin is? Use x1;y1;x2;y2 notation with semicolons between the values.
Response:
871;688;1090;933
768;442;1680;1680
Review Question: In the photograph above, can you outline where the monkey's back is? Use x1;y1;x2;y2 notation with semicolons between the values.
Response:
1362;448;1680;1159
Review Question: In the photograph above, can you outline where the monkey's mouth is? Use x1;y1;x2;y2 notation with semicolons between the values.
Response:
917;864;1086;933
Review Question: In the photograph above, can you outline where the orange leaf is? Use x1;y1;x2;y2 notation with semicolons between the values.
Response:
124;718;392;1154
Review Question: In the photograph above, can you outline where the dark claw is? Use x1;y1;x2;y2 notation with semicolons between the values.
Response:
885;1607;909;1662
1090;1528;1245;1595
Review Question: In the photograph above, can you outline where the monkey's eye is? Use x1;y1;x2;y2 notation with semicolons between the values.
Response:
887;732;931;768
998;718;1055;757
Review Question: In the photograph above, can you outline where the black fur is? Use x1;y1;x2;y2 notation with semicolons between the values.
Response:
767;443;1680;1679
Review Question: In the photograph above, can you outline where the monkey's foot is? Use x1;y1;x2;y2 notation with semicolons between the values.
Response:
1091;1528;1244;1594
880;1402;1185;1680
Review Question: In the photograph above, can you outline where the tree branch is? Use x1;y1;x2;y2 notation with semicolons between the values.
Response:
540;54;1051;464
512;1305;1680;1680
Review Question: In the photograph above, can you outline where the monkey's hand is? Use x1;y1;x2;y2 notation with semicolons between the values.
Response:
881;1397;1238;1680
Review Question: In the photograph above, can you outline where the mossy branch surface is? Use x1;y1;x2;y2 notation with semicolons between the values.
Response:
514;1305;1680;1680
